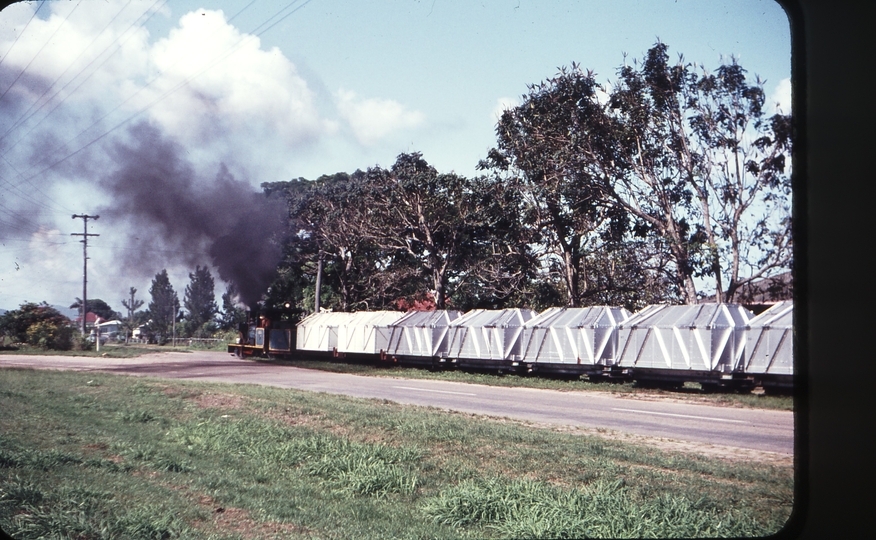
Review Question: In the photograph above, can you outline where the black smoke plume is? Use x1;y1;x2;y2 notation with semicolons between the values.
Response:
98;122;287;308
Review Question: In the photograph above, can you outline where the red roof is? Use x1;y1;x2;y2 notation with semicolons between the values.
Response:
74;312;102;324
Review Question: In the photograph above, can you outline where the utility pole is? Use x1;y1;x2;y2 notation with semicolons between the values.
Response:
71;214;99;337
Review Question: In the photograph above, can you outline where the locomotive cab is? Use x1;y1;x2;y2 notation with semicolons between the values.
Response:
228;305;301;359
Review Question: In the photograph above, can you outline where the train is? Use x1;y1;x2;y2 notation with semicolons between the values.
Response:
228;301;794;394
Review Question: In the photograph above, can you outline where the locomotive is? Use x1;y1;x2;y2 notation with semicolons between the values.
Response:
227;304;302;359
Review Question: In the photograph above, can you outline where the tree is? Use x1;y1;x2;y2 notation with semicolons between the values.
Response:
121;287;144;340
265;173;390;312
301;171;392;311
0;302;71;346
364;154;468;309
485;42;792;304
446;173;538;310
684;57;793;302
262;178;322;311
482;66;654;307
218;284;246;331
265;158;542;313
606;42;792;303
363;152;533;310
183;265;218;334
69;298;120;321
146;269;180;344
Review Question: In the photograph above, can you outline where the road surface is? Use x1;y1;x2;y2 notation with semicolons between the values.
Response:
0;350;794;456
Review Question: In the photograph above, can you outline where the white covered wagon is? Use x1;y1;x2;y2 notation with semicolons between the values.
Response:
744;301;794;393
445;308;538;369
335;311;406;357
519;306;632;376
617;303;754;389
296;311;355;355
384;310;463;366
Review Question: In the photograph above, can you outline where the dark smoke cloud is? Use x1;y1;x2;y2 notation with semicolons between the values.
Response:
0;67;55;240
1;64;111;243
98;122;287;307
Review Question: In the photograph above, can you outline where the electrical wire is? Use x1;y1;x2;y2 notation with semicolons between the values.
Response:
1;0;300;193
0;0;46;73
1;0;164;161
0;0;138;147
0;0;163;216
0;0;83;105
0;0;313;275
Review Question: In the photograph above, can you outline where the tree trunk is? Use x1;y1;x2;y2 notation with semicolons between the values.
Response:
563;250;580;307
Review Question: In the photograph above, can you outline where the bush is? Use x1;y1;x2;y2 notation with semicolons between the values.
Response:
72;333;94;351
0;302;70;344
25;321;74;351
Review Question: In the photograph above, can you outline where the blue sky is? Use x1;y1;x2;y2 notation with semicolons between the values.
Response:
0;0;792;311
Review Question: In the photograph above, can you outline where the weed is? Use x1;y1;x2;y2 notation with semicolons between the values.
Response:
118;410;159;423
422;476;770;538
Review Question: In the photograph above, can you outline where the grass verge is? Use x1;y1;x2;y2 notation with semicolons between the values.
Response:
0;367;793;539
0;343;191;358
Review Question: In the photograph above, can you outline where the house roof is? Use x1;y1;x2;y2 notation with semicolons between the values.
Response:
702;271;793;305
74;312;102;324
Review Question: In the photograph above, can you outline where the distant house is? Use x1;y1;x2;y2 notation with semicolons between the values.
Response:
74;312;102;330
701;271;793;313
732;272;793;304
85;319;124;344
96;320;123;338
132;324;149;343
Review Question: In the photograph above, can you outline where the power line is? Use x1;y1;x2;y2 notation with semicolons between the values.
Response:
0;0;166;158
0;0;164;168
0;153;76;215
0;0;138;147
0;0;272;190
0;0;314;220
0;0;46;73
0;0;82;105
0;1;160;217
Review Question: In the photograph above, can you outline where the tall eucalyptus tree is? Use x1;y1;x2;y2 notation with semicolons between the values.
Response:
485;42;792;304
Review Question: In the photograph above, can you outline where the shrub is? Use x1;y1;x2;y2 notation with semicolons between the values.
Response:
72;333;94;351
0;302;70;344
25;321;74;351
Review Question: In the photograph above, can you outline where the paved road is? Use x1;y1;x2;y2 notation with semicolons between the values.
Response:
0;351;794;455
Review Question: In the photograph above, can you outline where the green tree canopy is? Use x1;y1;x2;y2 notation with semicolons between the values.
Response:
183;265;218;333
264;157;540;312
483;41;792;304
146;269;180;343
0;302;71;344
480;63;668;308
69;298;120;321
218;284;246;331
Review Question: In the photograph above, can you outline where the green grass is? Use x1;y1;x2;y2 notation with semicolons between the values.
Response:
0;367;794;539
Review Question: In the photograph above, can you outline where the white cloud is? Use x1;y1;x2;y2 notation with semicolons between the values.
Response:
0;1;153;103
2;3;334;187
143;9;325;150
335;89;425;146
769;77;792;115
